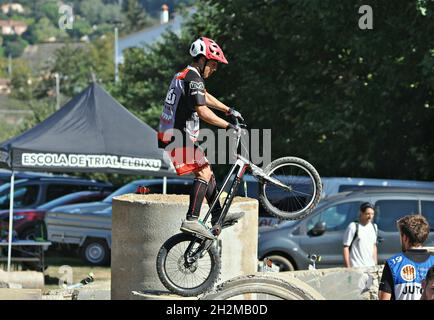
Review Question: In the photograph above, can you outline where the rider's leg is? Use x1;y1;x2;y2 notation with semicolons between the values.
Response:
180;165;215;239
186;165;212;220
206;173;223;225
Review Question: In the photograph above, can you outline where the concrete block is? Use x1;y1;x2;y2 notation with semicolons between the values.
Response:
111;194;258;300
75;280;111;300
0;288;41;300
0;270;44;289
278;266;383;300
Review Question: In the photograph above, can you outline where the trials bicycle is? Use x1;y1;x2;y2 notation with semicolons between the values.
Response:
156;118;322;296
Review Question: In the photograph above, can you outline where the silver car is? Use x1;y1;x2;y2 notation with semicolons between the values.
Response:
258;188;434;270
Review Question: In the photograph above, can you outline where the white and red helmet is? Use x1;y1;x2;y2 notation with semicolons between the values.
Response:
189;37;228;64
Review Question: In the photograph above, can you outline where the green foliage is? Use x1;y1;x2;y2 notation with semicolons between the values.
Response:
36;35;114;98
20;98;57;131
113;0;434;181
3;37;28;58
0;56;6;76
0;36;4;59
79;0;123;26
39;1;59;23
32;17;62;42
122;0;152;33
9;58;35;100
66;16;93;39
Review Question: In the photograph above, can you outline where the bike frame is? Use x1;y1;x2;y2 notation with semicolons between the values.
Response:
201;128;289;229
184;124;290;265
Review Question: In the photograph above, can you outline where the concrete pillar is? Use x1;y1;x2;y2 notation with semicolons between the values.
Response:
111;194;258;300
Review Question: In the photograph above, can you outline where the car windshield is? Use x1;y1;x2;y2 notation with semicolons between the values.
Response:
37;192;89;211
103;181;144;204
0;179;28;193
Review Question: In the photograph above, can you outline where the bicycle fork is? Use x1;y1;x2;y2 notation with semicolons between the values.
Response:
184;238;214;265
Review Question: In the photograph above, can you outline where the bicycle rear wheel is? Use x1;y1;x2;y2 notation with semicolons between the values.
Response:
201;274;325;300
156;233;221;297
258;157;322;220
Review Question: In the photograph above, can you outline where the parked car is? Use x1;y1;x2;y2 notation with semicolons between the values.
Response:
258;188;434;271
0;169;54;186
0;190;111;240
243;175;434;227
0;177;113;210
45;178;193;265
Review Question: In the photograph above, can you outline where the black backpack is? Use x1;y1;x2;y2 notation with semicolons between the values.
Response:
349;221;378;251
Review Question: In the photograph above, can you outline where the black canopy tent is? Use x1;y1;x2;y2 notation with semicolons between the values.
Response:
0;82;176;271
0;83;175;175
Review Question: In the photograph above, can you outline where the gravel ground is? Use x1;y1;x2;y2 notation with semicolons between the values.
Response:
43;253;110;294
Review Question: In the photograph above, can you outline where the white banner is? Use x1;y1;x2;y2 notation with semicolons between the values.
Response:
21;152;162;171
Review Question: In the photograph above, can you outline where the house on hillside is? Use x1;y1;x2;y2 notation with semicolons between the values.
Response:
0;20;28;36
0;78;11;95
1;3;24;14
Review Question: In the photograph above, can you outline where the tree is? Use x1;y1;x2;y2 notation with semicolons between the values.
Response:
113;0;434;181
33;17;61;42
122;0;152;33
9;58;34;100
0;56;7;77
39;0;59;24
3;36;28;58
37;35;115;98
80;0;106;25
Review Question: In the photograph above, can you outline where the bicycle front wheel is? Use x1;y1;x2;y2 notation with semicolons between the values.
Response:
156;233;221;297
258;157;322;220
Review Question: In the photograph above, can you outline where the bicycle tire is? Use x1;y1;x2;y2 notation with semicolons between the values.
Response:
156;233;221;297
258;157;322;220
201;274;324;300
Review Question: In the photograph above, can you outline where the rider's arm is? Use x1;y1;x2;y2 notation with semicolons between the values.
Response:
205;92;230;113
196;105;230;128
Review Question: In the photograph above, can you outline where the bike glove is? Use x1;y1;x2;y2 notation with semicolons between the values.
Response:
226;108;244;121
226;123;241;132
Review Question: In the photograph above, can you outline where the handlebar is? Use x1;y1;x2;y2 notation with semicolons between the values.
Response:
233;116;247;129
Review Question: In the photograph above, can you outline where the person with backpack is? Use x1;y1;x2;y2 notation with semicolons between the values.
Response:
342;202;378;268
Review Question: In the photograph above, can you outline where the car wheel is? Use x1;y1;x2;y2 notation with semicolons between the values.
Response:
265;255;295;271
80;239;110;266
19;222;47;241
20;228;36;240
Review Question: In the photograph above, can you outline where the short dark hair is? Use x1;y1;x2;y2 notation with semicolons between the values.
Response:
192;54;205;63
360;202;374;212
396;214;430;246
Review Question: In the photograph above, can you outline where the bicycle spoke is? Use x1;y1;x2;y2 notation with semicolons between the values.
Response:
263;161;317;215
163;238;214;290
